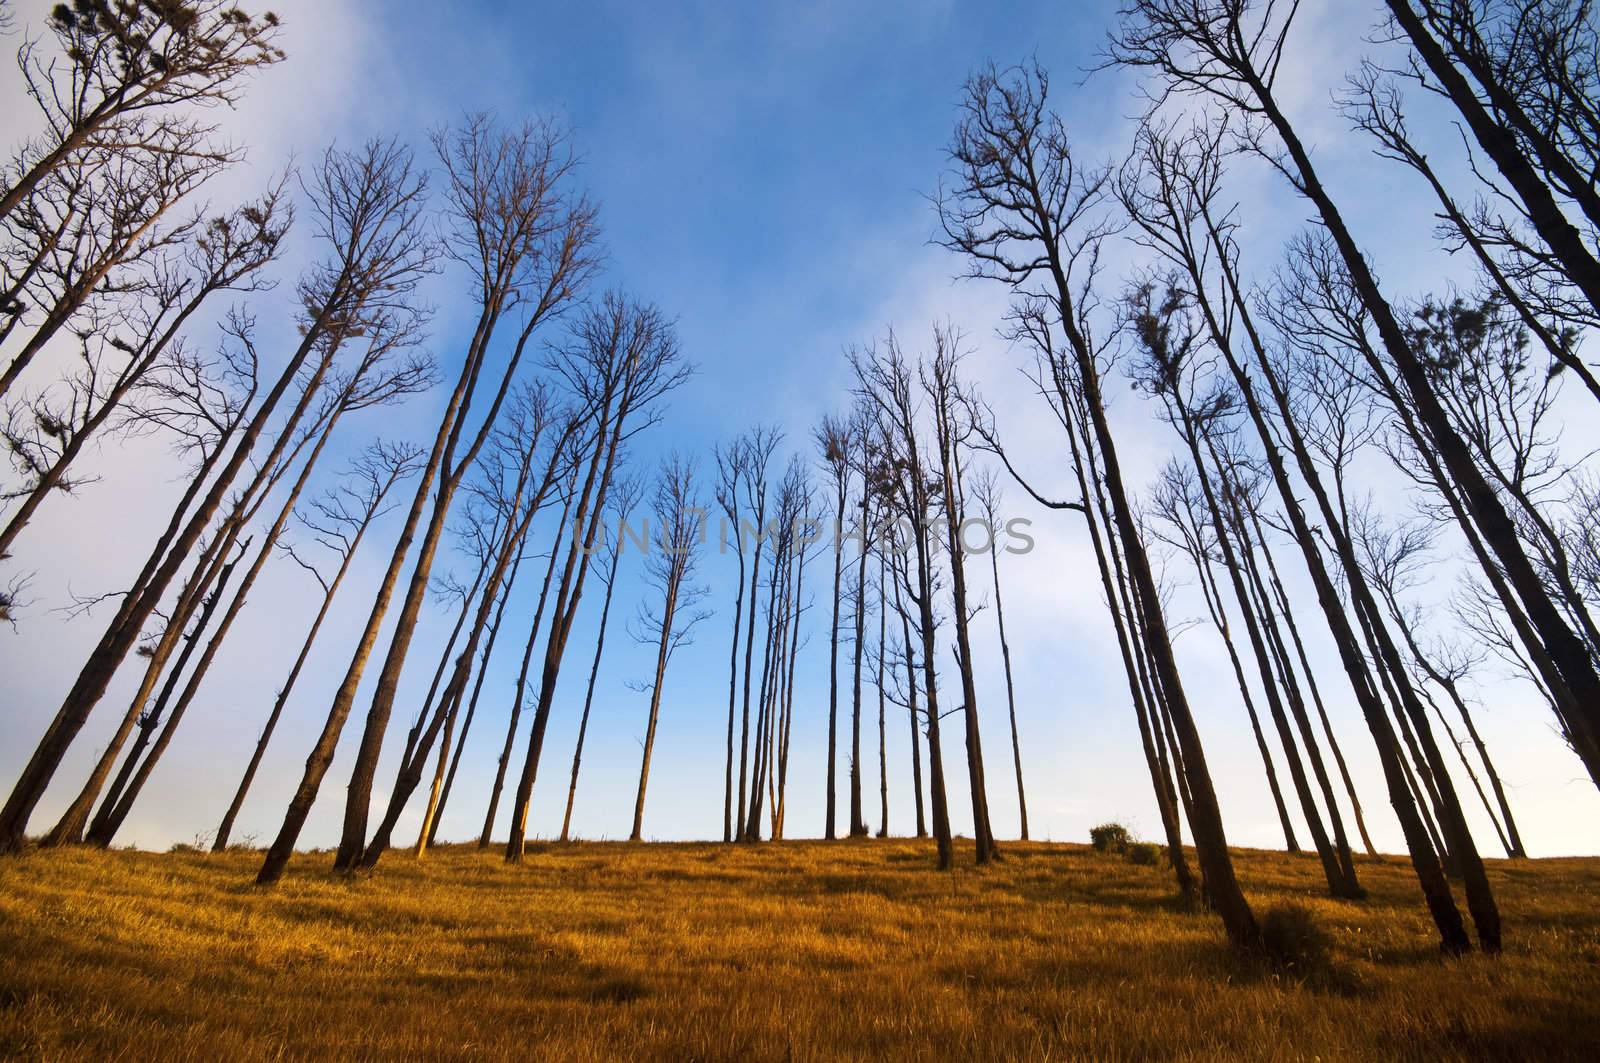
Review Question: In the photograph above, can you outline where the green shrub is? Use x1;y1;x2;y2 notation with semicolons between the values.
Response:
1089;823;1131;853
1126;841;1160;866
1260;903;1332;975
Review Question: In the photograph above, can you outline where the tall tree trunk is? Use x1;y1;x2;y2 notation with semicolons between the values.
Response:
735;500;767;842
563;544;623;842
1250;65;1566;940
892;553;928;839
212;484;381;852
12;318;336;853
421;545;528;853
826;487;845;840
987;530;1028;841
722;540;746;843
630;582;680;842
1247;503;1380;858
1187;210;1470;950
849;489;871;838
482;488;572;847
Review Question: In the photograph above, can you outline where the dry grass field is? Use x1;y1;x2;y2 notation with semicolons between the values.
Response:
1;838;1598;1060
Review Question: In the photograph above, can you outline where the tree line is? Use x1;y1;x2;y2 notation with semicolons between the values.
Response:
2;0;1598;960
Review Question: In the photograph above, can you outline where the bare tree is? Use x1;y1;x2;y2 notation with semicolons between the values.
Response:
1378;0;1600;330
1;139;432;855
351;384;576;867
628;455;710;840
853;334;954;869
480;465;576;847
937;63;1251;939
924;335;999;863
503;294;691;863
1112;107;1479;952
324;118;597;874
0;1;283;228
971;471;1028;841
1111;1;1598;880
732;426;780;842
815;414;852;840
1353;507;1527;858
1149;458;1299;853
1123;278;1361;898
83;307;435;847
559;473;643;842
713;438;748;842
211;441;423;851
0;183;289;560
886;535;928;839
408;387;579;857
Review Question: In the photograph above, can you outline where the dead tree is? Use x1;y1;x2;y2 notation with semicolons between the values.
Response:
330;119;597;873
0;1;282;230
503;294;690;863
732;427;780;842
938;63;1249;938
0;128;230;400
0;182;288;561
1378;0;1600;335
713;438;748;842
743;471;794;842
971;471;1028;841
1113;109;1477;952
845;402;876;839
887;538;928;838
211;441;422;851
973;304;1196;896
1123;277;1362;897
853;335;954;869
481;467;577;846
1341;65;1600;405
874;528;890;837
415;389;579;855
1150;459;1299;853
815;414;852;840
1;140;432;855
359;385;576;867
559;474;643;842
924;335;999;863
85;300;435;847
1113;1;1596;883
1353;508;1527;858
629;455;710;840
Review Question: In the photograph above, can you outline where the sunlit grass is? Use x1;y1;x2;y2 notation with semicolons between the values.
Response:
2;839;1596;1059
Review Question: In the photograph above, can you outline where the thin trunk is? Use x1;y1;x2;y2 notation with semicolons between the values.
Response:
482;488;572;847
892;553;928;839
422;545;528;852
723;534;746;843
19;319;335;852
630;580;680;842
1248;503;1380;858
212;480;384;851
849;488;870;837
735;500;767;841
876;549;889;838
987;532;1028;841
826;486;845;840
563;545;623;842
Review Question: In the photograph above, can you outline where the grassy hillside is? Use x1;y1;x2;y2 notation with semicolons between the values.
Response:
2;839;1597;1060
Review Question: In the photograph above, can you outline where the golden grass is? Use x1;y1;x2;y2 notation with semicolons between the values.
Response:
2;838;1598;1060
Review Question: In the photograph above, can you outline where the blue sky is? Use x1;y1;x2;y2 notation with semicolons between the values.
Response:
3;0;1598;858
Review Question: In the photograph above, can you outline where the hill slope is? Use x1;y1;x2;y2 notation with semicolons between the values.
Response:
2;839;1597;1059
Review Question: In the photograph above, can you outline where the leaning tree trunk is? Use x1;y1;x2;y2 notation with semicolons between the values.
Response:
561;543;623;843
